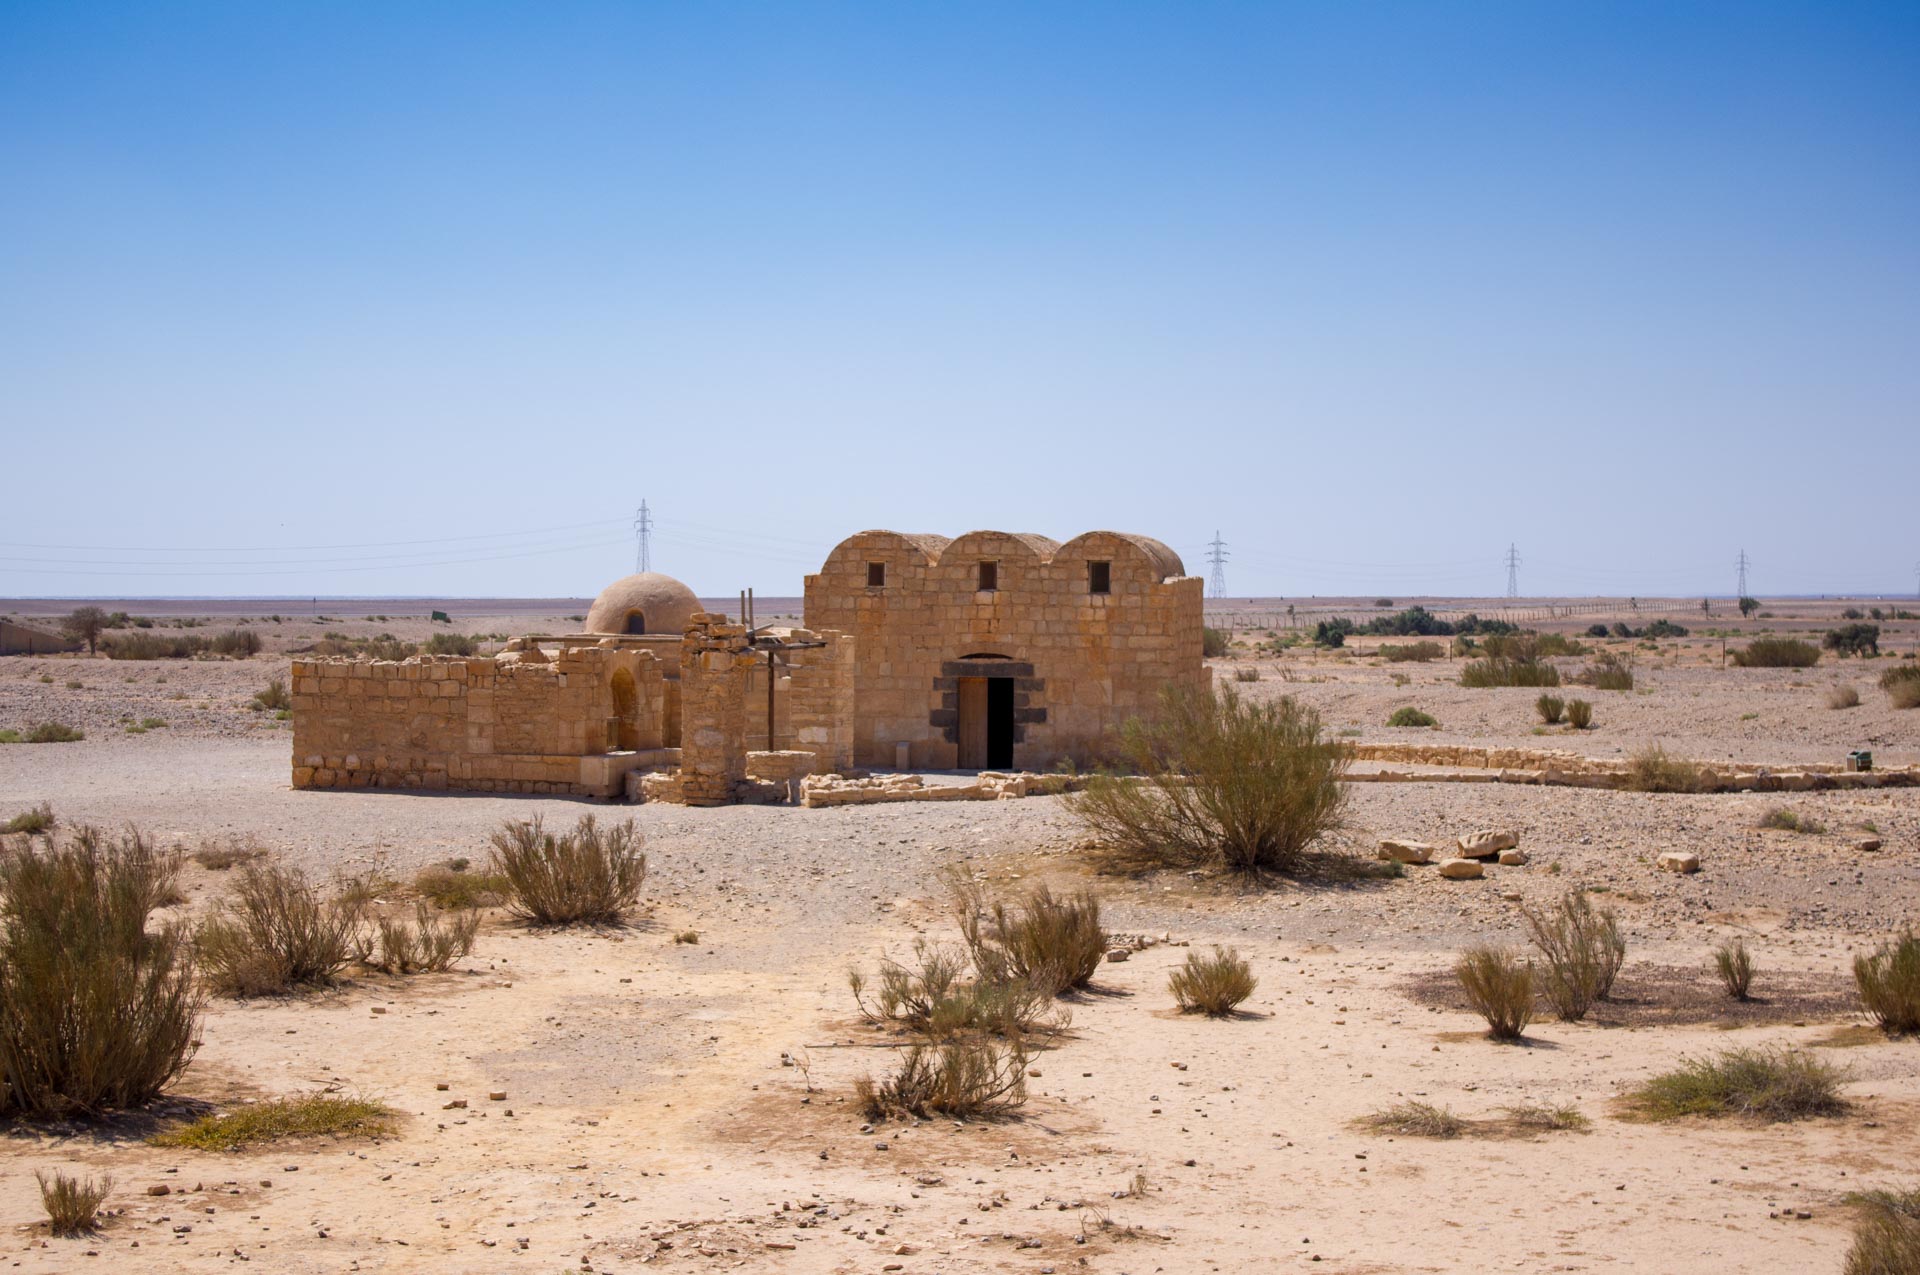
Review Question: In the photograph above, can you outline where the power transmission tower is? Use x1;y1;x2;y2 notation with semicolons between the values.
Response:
1736;548;1750;598
1504;543;1521;599
633;500;653;573
1206;532;1230;600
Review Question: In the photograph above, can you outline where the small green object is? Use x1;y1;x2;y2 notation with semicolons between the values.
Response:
1848;750;1873;772
431;610;451;624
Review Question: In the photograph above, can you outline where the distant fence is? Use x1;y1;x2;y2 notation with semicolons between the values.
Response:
1204;598;1707;632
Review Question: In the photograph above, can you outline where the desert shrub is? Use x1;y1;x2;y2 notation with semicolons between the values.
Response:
1714;937;1755;1000
1641;619;1689;639
1854;928;1920;1035
1386;706;1436;727
1626;1046;1846;1122
413;863;510;910
103;632;207;660
356;902;479;975
1504;1102;1589;1132
1828;684;1863;709
14;722;85;743
308;634;418;661
1201;627;1229;658
1624;744;1709;793
1564;698;1593;729
2;802;55;836
0;828;199;1118
1072;685;1349;876
1732;638;1820;668
1878;665;1920;691
422;632;479;657
1759;806;1825;835
1826;624;1881;658
1531;633;1587;658
1535;694;1565;724
1585;624;1611;638
1459;657;1560;688
1310;618;1352;648
1232;666;1260;682
252;678;292;712
195;862;365;996
61;606;111;654
1846;1187;1920;1275
1356;1101;1463;1138
1573;652;1635;690
37;1171;111;1236
1378;641;1443;663
152;1093;397;1149
190;837;268;870
209;629;261;658
856;1039;1028;1120
850;939;1063;1040
1454;945;1534;1040
1522;888;1625;1022
1883;668;1920;710
958;884;1104;997
488;814;647;925
1168;946;1256;1015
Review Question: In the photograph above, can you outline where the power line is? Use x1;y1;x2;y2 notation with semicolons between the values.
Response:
1206;531;1230;600
1736;548;1751;598
1505;543;1521;599
0;517;630;555
634;500;653;574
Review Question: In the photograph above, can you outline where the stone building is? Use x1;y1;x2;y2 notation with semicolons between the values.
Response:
290;527;1202;800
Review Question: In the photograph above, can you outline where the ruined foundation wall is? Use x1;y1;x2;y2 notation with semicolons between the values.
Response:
677;615;756;806
742;629;855;774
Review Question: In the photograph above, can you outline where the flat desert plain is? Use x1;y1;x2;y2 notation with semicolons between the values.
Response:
0;599;1915;1274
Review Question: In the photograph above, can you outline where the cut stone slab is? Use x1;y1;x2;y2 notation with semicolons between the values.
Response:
1437;858;1485;880
1658;851;1701;874
1377;839;1441;865
1497;848;1529;866
1458;829;1519;858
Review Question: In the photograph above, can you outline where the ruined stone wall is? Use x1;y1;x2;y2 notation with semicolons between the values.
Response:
804;530;1206;770
677;615;756;806
290;643;662;796
742;628;855;774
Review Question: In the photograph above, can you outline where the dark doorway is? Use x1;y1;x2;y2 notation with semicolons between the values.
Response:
986;677;1014;768
624;610;646;635
957;675;1016;769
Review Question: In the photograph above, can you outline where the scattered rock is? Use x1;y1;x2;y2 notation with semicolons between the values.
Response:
1855;839;1882;852
1105;948;1131;963
1437;858;1485;880
1457;829;1519;858
1497;848;1529;866
1658;852;1701;874
1377;839;1440;865
146;1185;171;1197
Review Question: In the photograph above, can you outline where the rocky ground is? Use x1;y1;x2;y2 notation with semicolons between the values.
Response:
0;607;1915;1274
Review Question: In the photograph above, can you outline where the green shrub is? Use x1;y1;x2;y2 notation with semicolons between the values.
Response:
958;884;1105;997
252;678;292;712
1845;1186;1920;1275
1854;928;1920;1035
2;802;55;835
196;862;365;996
1201;627;1229;658
8;723;85;744
152;1093;397;1149
0;827;199;1118
1522;889;1624;1022
1574;652;1634;690
1585;624;1611;638
488;814;647;925
1565;698;1593;729
60;606;111;654
1460;658;1561;688
1759;807;1824;835
1624;744;1709;793
1732;638;1821;668
103;632;207;660
1168;946;1257;1015
1714;937;1755;1000
1535;694;1565;724
1640;619;1688;639
1626;1046;1846;1122
1072;686;1349;876
422;632;479;657
1386;707;1436;727
1454;945;1533;1040
1379;641;1443;663
1826;624;1881;658
37;1171;111;1236
856;1039;1028;1120
1311;618;1352;648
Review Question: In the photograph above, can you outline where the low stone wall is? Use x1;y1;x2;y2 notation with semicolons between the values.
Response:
799;770;1079;808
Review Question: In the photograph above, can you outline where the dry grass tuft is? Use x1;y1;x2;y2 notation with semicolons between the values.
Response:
1565;698;1594;729
1625;1046;1847;1122
1828;684;1862;709
1759;806;1825;835
850;940;1064;1040
1732;638;1821;668
488;815;647;925
1522;889;1625;1022
1454;945;1534;1040
251;678;291;712
1623;745;1710;793
356;903;479;975
856;1039;1028;1121
191;836;269;871
1854;928;1920;1035
2;802;55;836
195;861;364;996
1714;937;1756;1000
1535;694;1565;724
152;1093;398;1150
1501;1102;1589;1132
1845;1186;1920;1275
36;1171;111;1237
412;863;509;910
1356;1101;1464;1138
1168;946;1257;1016
958;883;1106;997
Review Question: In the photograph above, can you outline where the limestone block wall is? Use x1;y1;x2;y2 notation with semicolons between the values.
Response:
804;529;1206;770
742;628;855;774
290;643;663;796
677;615;756;806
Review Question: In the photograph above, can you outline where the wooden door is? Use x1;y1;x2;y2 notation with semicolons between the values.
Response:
957;677;988;768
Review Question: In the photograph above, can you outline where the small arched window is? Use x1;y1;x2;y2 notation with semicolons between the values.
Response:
624;610;646;635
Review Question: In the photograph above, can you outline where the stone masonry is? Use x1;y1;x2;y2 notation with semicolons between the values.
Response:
676;614;757;806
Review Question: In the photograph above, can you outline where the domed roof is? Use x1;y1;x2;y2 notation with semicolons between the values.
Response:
584;572;702;636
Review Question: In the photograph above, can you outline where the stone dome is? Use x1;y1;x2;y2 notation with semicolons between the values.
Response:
584;572;702;636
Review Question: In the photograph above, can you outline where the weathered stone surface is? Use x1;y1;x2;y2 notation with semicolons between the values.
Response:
1437;858;1485;880
1497;848;1529;866
1658;851;1701;874
1377;839;1440;865
1855;838;1883;852
1457;829;1519;858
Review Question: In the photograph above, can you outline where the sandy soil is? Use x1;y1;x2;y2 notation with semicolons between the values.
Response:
0;605;1915;1274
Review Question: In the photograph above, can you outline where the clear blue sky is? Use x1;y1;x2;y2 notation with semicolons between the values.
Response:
3;2;1915;600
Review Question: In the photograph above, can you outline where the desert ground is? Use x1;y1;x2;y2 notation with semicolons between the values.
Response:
0;598;1915;1273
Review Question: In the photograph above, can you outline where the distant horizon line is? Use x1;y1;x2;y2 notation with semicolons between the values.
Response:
4;593;1918;605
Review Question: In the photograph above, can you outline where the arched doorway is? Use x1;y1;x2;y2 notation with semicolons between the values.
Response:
623;610;647;635
954;653;1015;769
609;668;640;751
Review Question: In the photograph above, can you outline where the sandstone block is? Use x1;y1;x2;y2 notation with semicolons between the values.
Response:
1658;851;1700;874
1377;839;1440;865
1497;848;1529;866
1437;858;1484;880
1457;829;1519;858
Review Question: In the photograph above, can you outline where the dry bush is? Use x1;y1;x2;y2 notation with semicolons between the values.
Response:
1459;657;1560;688
251;678;291;712
1888;674;1920;711
1732;638;1821;668
1232;666;1260;682
1845;1187;1920;1275
488;814;647;925
1168;946;1257;1016
1714;936;1756;1000
1522;889;1625;1022
195;861;364;996
356;903;479;975
1072;685;1348;876
0;828;199;1118
1565;698;1594;729
152;1092;397;1149
2;802;54;836
958;883;1105;997
1503;1102;1589;1132
1759;806;1825;835
1201;627;1229;658
1624;744;1710;793
413;863;509;909
19;722;84;743
1379;641;1443;663
1356;1101;1463;1138
1386;706;1436;727
1454;945;1534;1040
191;836;268;871
1854;928;1920;1035
37;1171;111;1236
1535;694;1565;724
1573;652;1635;690
1828;684;1862;709
856;1039;1028;1121
209;629;261;658
103;632;206;660
1626;1046;1846;1122
1881;665;1920;692
849;940;1063;1040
